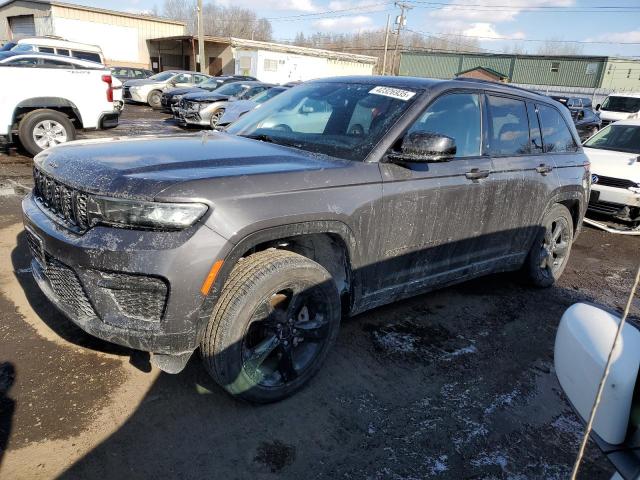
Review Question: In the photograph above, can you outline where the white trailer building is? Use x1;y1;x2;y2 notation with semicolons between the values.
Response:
149;36;377;83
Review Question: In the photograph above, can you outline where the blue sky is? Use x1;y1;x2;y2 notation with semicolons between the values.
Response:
83;0;639;56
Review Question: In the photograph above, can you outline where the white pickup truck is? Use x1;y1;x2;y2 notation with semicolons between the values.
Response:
0;58;120;156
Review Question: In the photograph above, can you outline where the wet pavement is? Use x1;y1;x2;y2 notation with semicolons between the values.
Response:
0;105;638;479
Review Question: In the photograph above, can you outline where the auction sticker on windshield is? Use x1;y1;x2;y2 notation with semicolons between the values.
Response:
369;86;416;101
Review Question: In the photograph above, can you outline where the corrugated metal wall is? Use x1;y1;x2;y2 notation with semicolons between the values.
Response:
399;52;609;88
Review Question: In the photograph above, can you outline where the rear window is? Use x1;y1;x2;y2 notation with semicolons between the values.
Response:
487;95;530;156
72;51;101;63
537;104;578;153
601;96;640;113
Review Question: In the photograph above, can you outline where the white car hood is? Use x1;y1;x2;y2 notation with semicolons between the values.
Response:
598;110;635;122
584;147;640;183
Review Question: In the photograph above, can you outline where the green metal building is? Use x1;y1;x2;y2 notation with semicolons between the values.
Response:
399;52;640;90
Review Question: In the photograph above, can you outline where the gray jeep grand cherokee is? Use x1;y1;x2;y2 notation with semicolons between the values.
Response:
22;76;589;402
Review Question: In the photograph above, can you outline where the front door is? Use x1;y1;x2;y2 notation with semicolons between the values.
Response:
209;57;223;76
371;91;495;301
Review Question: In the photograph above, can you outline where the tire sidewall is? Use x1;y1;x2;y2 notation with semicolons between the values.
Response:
205;256;340;403
18;110;75;157
526;204;574;287
210;109;224;129
148;90;162;109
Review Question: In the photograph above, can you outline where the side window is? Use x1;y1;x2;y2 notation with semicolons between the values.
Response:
6;57;37;66
537;104;578;153
38;46;54;53
174;73;191;83
56;48;70;56
72;51;101;63
194;74;208;84
526;103;543;153
407;92;481;158
486;95;530;156
41;59;74;68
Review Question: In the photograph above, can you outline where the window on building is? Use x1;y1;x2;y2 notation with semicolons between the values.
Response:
550;62;560;73
408;93;482;158
264;59;278;72
585;63;597;75
537;104;577;153
486;95;530;156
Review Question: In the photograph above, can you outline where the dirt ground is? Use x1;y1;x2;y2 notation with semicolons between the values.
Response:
0;105;638;479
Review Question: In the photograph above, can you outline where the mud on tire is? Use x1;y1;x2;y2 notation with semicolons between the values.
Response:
200;249;341;403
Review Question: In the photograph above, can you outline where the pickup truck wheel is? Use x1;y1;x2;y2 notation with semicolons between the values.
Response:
18;109;75;156
200;249;341;403
525;204;574;287
209;109;224;129
147;90;162;109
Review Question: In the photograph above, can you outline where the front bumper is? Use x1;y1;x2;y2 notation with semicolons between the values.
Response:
125;88;147;103
589;186;640;222
22;193;230;355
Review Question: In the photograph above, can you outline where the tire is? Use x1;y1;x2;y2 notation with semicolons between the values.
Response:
524;204;574;287
209;108;225;129
147;90;162;109
18;109;76;157
200;249;341;403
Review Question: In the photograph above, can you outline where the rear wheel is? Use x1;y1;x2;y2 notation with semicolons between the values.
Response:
147;90;162;109
200;249;341;403
18;109;76;156
524;204;574;287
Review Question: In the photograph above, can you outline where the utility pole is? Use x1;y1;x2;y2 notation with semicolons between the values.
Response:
382;14;391;75
197;0;205;73
390;2;412;76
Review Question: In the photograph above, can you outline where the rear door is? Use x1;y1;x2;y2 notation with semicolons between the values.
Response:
375;90;495;296
482;94;555;259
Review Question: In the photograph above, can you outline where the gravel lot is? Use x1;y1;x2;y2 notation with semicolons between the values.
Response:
0;105;638;479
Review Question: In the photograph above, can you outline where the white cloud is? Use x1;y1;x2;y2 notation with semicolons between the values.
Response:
214;0;318;12
589;29;640;43
327;0;387;13
462;23;525;41
312;15;374;32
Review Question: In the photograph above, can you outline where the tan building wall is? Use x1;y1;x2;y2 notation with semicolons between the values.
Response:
601;59;640;91
50;4;184;68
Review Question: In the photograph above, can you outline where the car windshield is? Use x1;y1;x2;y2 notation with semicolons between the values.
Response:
148;71;175;81
251;88;286;104
584;124;640;154
601;96;640;113
227;81;422;161
215;82;247;96
10;44;35;52
201;78;224;88
0;42;16;51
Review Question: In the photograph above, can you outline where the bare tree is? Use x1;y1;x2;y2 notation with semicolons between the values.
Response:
536;38;584;56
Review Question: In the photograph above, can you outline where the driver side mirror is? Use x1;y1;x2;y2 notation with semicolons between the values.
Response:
300;105;314;114
595;104;601;111
394;132;456;162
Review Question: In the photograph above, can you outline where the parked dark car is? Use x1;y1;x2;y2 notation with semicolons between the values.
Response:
551;96;602;141
217;86;290;128
110;66;153;81
160;75;258;113
22;76;589;403
175;81;274;128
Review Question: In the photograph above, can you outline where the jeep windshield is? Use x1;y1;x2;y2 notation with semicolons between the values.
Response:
584;124;640;154
601;96;640;113
226;82;422;161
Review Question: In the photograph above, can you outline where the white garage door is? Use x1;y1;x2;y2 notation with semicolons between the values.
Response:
9;15;36;38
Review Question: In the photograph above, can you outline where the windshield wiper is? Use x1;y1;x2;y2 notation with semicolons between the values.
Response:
244;134;302;149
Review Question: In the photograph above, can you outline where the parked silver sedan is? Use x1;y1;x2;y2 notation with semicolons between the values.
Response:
216;86;289;128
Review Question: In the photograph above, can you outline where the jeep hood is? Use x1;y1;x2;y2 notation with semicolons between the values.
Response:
34;133;356;200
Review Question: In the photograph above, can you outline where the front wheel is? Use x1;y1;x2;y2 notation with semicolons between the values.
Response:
524;204;574;287
147;90;162;109
18;109;76;156
200;249;341;403
209;109;225;129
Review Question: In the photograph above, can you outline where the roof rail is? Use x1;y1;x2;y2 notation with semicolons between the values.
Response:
452;77;543;96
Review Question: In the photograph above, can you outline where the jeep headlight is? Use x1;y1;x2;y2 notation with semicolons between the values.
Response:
86;196;208;230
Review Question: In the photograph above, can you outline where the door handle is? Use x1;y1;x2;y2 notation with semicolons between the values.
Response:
536;164;554;175
465;168;490;180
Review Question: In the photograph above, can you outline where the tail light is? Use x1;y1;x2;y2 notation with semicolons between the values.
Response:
101;74;113;103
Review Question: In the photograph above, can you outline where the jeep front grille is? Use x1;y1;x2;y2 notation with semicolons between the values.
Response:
33;167;89;232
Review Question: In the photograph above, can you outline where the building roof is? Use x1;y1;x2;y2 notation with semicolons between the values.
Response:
152;35;378;65
0;0;185;26
456;66;509;80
